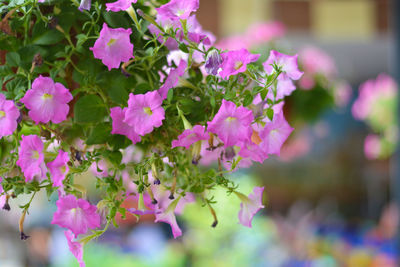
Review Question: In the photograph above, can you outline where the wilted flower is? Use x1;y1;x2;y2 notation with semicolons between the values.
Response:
205;49;222;75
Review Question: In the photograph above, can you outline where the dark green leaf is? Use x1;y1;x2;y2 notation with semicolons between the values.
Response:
74;95;107;123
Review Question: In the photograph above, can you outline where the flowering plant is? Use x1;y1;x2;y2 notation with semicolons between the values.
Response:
0;0;301;265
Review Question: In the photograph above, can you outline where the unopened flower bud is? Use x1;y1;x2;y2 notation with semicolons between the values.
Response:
78;0;92;11
205;50;222;75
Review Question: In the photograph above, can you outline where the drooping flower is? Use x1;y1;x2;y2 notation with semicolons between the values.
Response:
158;60;187;100
263;50;303;80
154;197;182;238
205;49;222;75
106;0;137;12
207;100;254;147
260;110;293;156
90;23;133;70
0;93;19;138
16;135;47;182
78;0;91;11
172;125;209;149
20;76;73;124
47;150;69;188
219;49;260;79
156;0;199;21
51;194;101;237
236;187;265;227
65;230;85;267
110;106;141;144
124;91;165;136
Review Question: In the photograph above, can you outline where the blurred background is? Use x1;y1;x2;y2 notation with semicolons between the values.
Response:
1;0;399;266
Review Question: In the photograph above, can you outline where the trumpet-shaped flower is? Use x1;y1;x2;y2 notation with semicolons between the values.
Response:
16;135;47;182
20;76;73;124
237;187;265;227
65;230;85;267
158;60;187;100
219;49;260;79
154;197;182;238
263;50;303;80
124;91;165;136
47;150;69;188
90;23;133;70
156;0;199;21
78;0;91;11
207;100;254;147
106;0;137;12
205;49;222;75
0;94;19;138
172;125;209;149
51;194;101;237
110;106;141;144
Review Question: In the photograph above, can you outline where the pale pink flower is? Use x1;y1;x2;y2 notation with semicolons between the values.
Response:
64;230;85;267
124;91;165;136
20;75;72;124
207;100;254;147
106;0;137;12
216;36;249;51
90;23;133;70
0;94;19;138
90;159;109;178
263;50;303;80
79;0;91;11
299;46;336;78
51;194;101;237
156;0;199;21
172;125;209;149
16;135;47;182
364;134;381;160
0;177;5;209
158;60;187;100
219;49;260;79
47;150;69;188
237;187;265;227
110;106;141;144
245;22;286;47
154;197;182;238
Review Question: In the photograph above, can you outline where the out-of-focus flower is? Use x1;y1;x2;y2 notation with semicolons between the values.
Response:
64;230;85;267
172;125;209;149
158;60;187;100
110;106;141;144
106;0;137;12
263;50;303;81
16;135;47;182
156;0;199;21
236;186;265;227
0;93;19;138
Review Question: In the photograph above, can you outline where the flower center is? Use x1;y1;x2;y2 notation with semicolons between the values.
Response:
143;107;152;115
176;9;185;16
32;150;40;160
225;116;237;122
251;130;262;145
234;61;243;70
0;111;5;118
60;165;67;174
42;93;53;100
107;38;117;46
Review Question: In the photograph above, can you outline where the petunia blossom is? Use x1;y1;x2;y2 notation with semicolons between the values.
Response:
207;100;254;147
158;60;187;100
110;106;141;144
219;49;260;80
106;0;137;12
64;230;85;267
90;23;133;70
263;50;303;81
154;197;182;238
20;76;73;124
47;150;69;188
78;0;91;11
51;194;101;237
0;177;6;210
172;125;209;149
0;93;19;138
205;49;222;75
16;135;47;182
124;91;165;136
156;0;199;21
237;187;265;227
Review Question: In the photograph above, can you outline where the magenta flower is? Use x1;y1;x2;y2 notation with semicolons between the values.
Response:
156;0;199;21
263;50;303;80
51;194;101;237
47;150;69;188
172;125;209;149
364;134;382;160
219;49;260;79
0;177;6;209
21;76;73;124
110;106;141;144
260;110;293;156
0;94;19;138
16;135;47;182
90;23;133;70
237;187;264;227
124;91;165;136
106;0;137;12
158;60;187;100
207;100;254;147
64;230;85;267
154;198;182;238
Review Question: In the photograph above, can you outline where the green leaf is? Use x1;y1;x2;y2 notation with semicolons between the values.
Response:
32;30;64;46
86;123;112;145
74;95;107;123
178;43;189;53
167;88;173;102
6;52;20;67
243;92;253;107
266;108;274;121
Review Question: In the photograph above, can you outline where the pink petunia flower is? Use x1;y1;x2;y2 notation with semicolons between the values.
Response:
64;230;85;267
158;60;187;100
263;50;303;81
16;135;47;182
47;150;69;188
21;76;73;124
124;91;165;136
237;187;265;227
90;23;133;70
0;177;6;209
207;100;254;147
106;0;137;12
110;106;141;144
219;49;260;79
0;93;19;138
51;194;101;237
172;125;209;149
156;0;199;21
154;197;182;238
